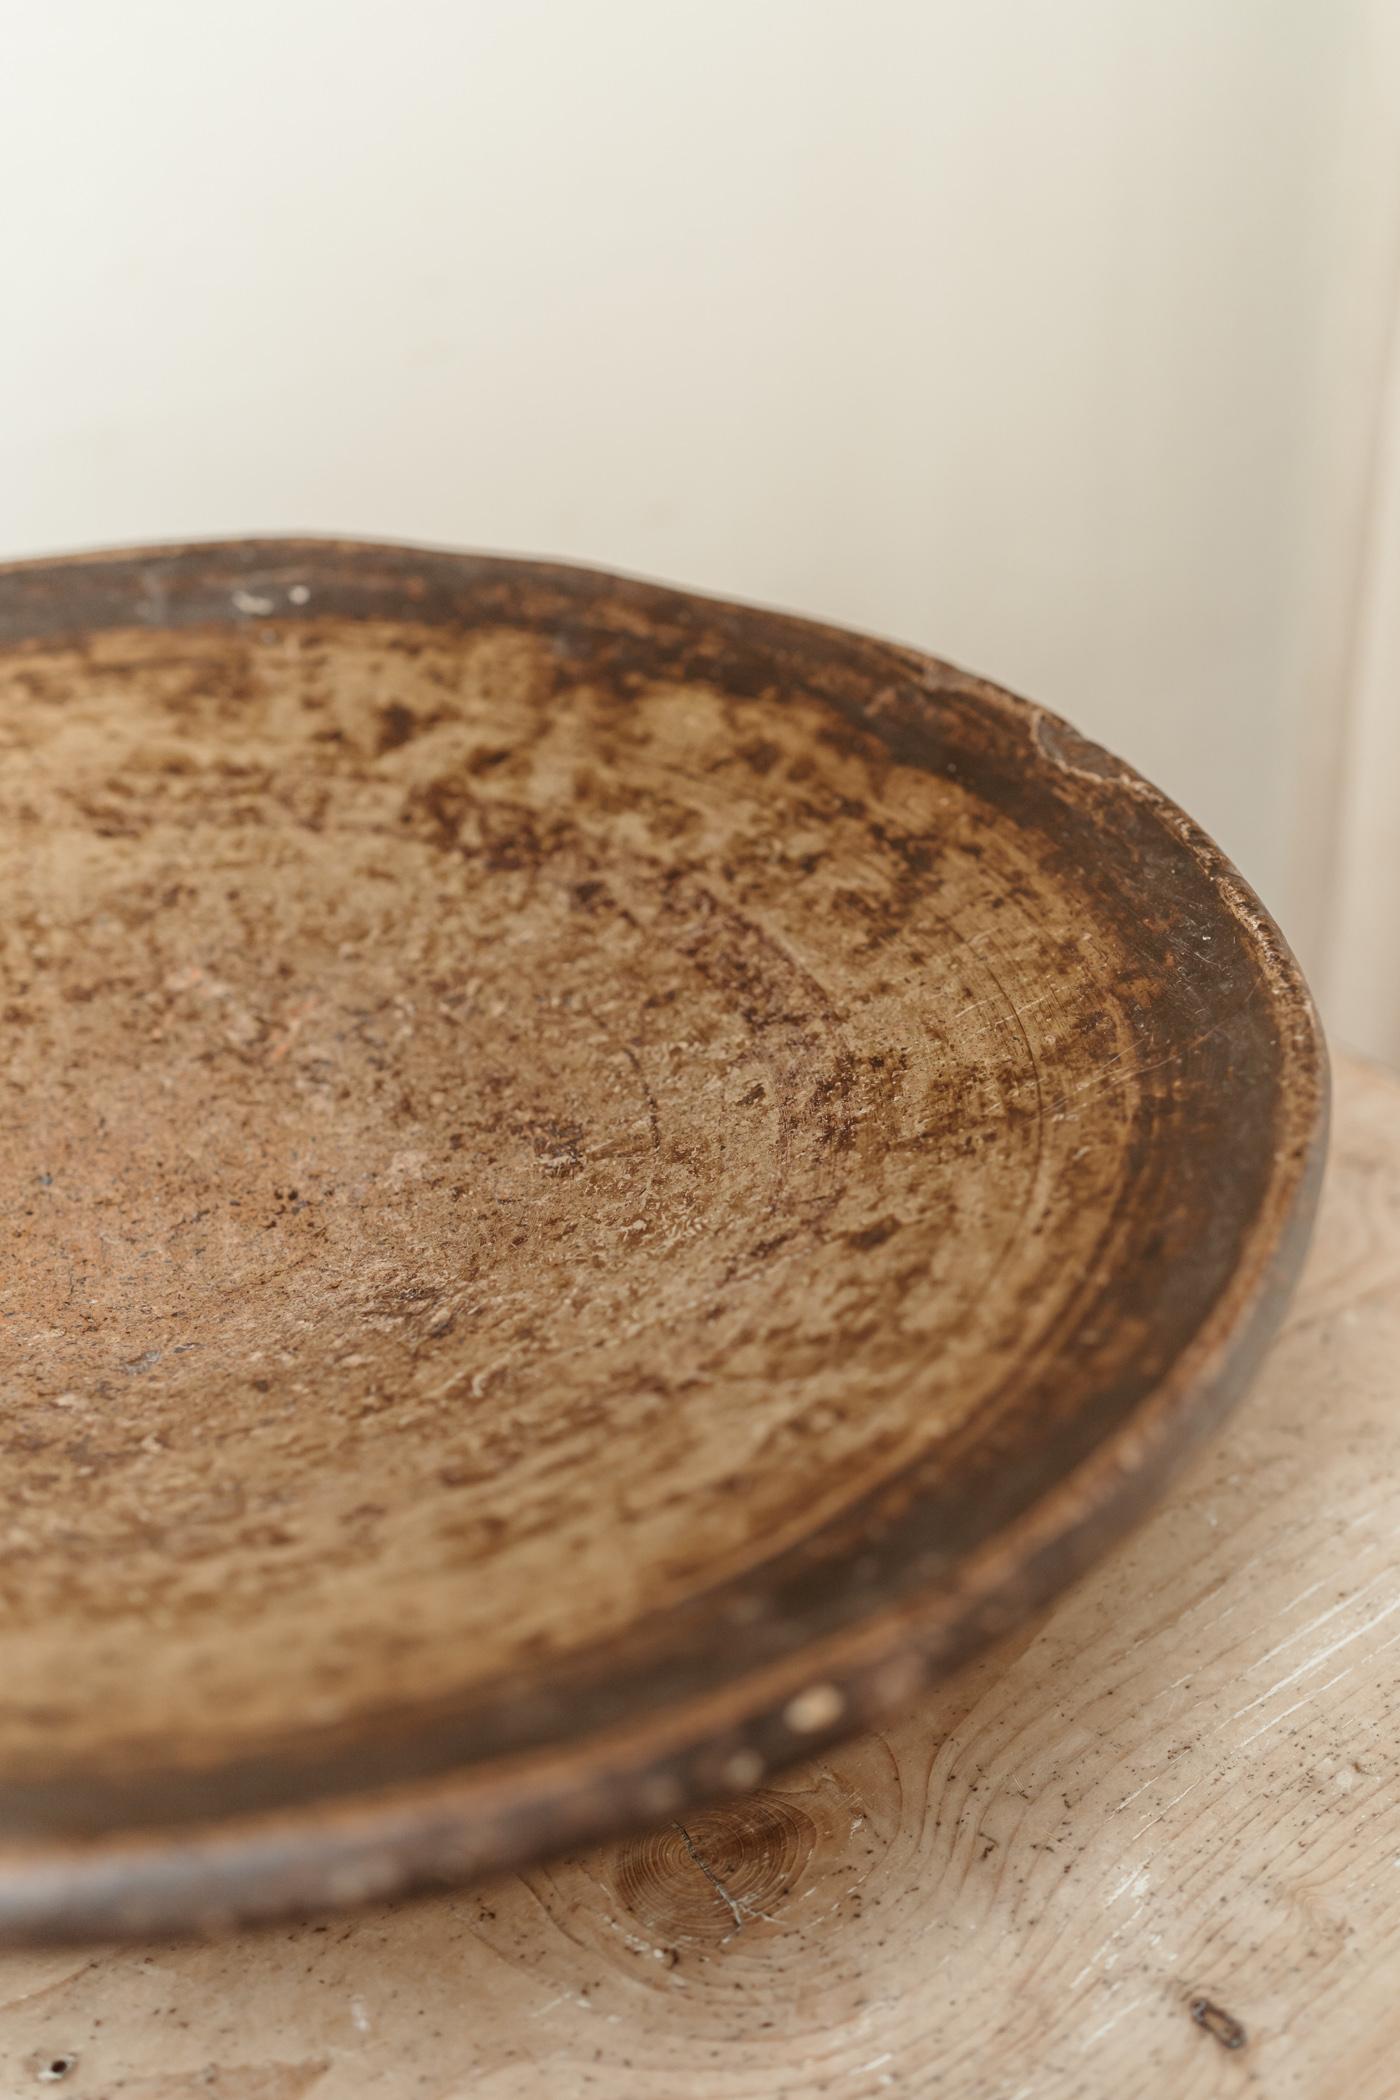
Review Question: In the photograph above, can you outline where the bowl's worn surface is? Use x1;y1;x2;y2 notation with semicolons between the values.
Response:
0;541;1325;1937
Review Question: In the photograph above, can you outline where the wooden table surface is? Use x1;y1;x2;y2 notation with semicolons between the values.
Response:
1;1053;1396;2100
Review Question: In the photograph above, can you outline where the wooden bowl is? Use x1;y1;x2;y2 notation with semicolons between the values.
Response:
0;541;1326;1939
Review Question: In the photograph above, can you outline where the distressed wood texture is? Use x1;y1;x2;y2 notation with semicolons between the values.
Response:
1;1053;1394;2099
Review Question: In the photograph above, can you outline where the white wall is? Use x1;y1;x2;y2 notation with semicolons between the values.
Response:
0;1;1381;986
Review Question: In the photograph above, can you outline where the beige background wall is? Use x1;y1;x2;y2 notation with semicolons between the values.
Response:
1;1;1395;1051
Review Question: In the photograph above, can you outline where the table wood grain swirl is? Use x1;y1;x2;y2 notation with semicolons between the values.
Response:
1;1053;1395;2100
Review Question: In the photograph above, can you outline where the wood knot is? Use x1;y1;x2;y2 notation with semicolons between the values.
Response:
613;1795;814;1946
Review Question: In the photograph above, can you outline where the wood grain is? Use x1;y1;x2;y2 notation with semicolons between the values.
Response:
0;1053;1392;2098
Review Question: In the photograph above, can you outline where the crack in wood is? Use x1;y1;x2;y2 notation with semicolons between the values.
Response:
671;1821;781;1932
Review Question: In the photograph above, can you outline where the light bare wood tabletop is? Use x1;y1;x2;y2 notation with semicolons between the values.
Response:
1;1053;1395;2100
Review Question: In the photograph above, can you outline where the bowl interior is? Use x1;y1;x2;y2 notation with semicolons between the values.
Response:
0;544;1322;1854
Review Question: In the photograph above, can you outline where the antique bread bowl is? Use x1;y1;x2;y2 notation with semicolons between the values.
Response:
0;541;1325;1936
